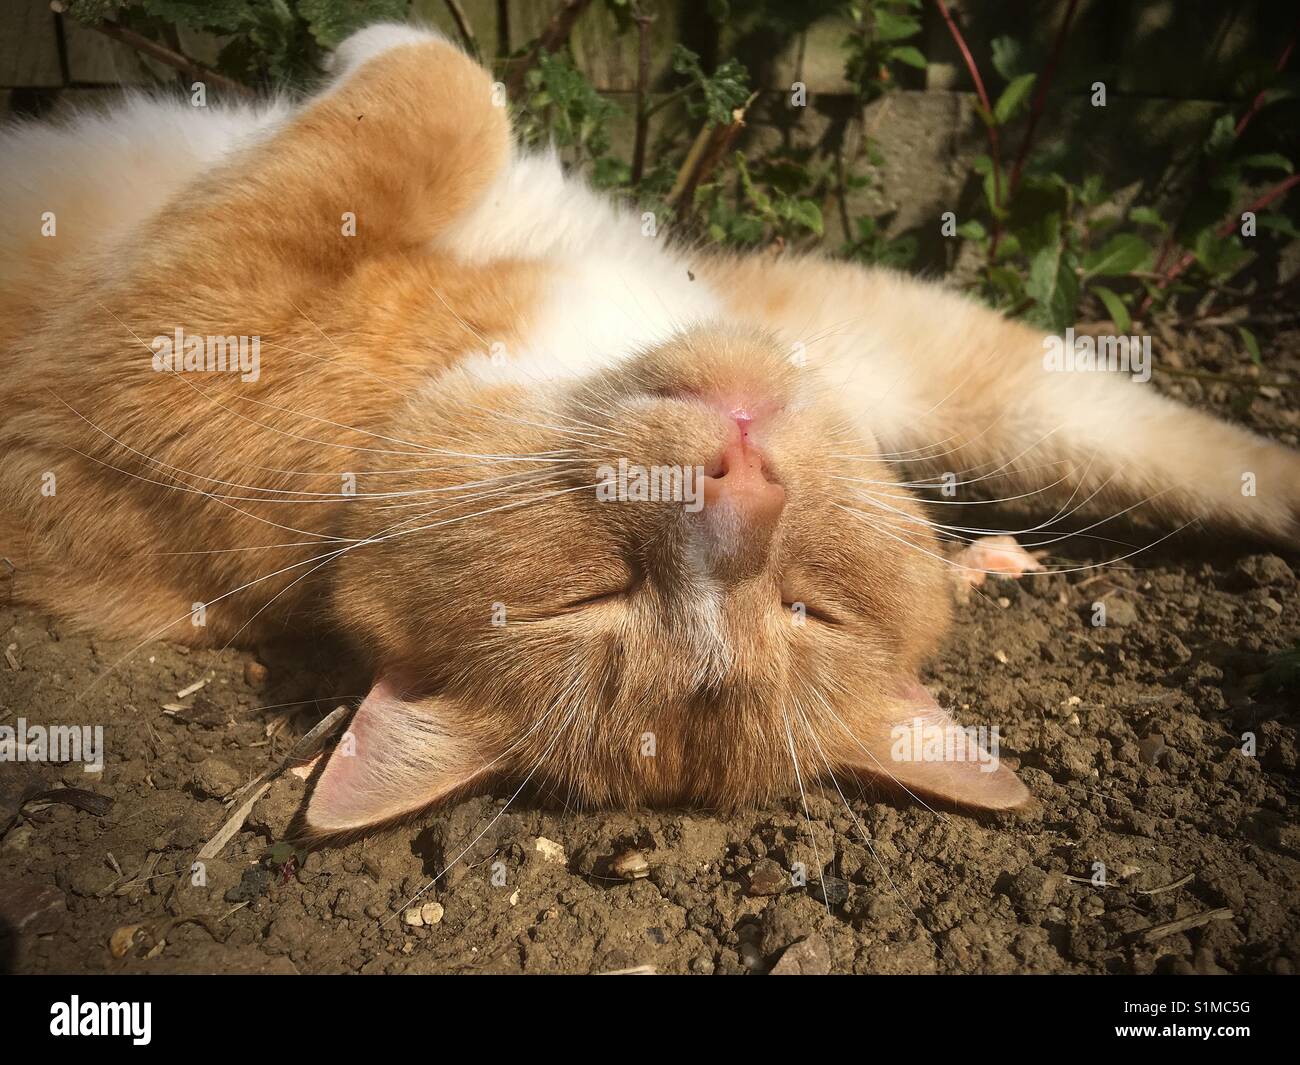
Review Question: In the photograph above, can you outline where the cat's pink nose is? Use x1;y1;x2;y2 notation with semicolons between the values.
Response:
702;439;785;527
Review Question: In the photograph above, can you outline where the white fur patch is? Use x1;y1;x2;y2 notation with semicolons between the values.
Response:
438;153;724;384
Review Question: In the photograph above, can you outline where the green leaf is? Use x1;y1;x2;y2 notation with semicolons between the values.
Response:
972;154;1005;217
987;265;1025;303
1083;233;1152;278
1201;112;1236;159
1258;212;1300;238
1193;229;1251;277
888;46;927;70
1128;205;1167;231
671;46;750;125
1025;224;1079;332
1237;326;1262;366
1090;285;1131;334
956;219;987;241
1078;174;1106;207
1238;152;1294;174
783;198;824;236
141;0;253;33
1007;178;1068;253
874;9;921;41
989;36;1023;81
993;73;1036;125
299;0;409;50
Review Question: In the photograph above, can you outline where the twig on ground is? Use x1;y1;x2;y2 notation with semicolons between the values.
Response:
1137;907;1233;943
195;705;349;863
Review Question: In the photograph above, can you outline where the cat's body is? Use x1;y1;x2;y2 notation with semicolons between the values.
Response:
2;25;1297;832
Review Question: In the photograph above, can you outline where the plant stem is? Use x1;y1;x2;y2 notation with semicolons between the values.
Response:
1148;25;1298;307
49;2;253;97
504;0;594;97
1145;173;1300;310
642;84;692;120
932;0;1002;240
1234;18;1298;137
495;0;510;58
443;0;479;59
1007;0;1079;198
667;92;758;214
630;5;655;187
1156;366;1298;391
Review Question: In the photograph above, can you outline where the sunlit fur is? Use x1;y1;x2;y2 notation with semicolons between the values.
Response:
2;26;1296;833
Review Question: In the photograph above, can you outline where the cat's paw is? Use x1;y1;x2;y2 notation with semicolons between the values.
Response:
327;22;449;77
952;534;1044;592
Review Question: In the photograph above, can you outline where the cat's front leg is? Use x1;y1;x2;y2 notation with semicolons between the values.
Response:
700;253;1300;547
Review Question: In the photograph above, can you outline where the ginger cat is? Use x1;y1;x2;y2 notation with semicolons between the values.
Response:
2;25;1296;833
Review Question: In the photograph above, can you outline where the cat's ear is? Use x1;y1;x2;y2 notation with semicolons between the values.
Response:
305;678;497;833
833;680;1031;812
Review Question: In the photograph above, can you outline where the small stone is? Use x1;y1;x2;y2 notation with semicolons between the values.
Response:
993;649;1009;664
1234;554;1294;589
2;823;34;852
243;660;270;686
611;849;649;880
532;836;567;865
1105;597;1138;626
1260;597;1283;617
192;757;242;800
1138;734;1169;766
224;866;271;903
769;934;832;975
997;597;1011;608
419;901;444;925
0;880;66;936
744;858;788;896
810;875;849;907
403;907;424;928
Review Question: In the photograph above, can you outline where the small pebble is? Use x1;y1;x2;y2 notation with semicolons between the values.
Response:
1105;597;1138;627
611;849;650;880
769;935;831;975
1138;734;1169;766
532;836;567;865
810;875;849;907
744;858;788;896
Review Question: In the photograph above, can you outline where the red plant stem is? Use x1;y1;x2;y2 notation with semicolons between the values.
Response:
1235;19;1297;137
1149;173;1300;302
934;0;1002;212
1152;24;1297;283
1007;0;1079;197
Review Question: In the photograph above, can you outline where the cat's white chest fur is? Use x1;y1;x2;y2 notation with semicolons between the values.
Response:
436;153;723;382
